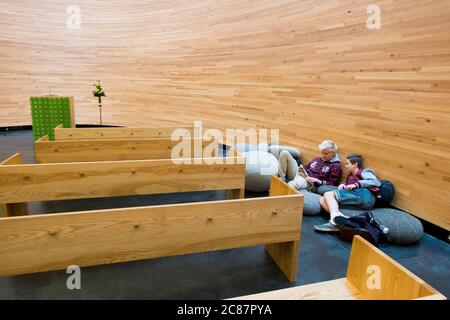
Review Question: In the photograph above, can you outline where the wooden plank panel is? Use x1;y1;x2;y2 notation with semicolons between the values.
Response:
35;138;217;163
0;195;302;276
0;158;245;203
54;126;195;140
35;135;49;142
269;176;299;197
0;153;23;165
346;236;445;300
0;0;449;229
0;203;28;217
230;235;445;300
229;278;362;300
0;153;28;217
69;97;75;128
266;176;303;281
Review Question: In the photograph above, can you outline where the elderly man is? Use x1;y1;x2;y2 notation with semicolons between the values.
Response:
272;140;342;191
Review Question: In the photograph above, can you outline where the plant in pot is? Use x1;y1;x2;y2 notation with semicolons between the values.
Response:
93;81;106;125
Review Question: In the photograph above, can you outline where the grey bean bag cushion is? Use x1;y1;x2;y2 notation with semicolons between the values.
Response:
315;185;338;195
243;151;279;192
299;190;322;216
340;208;423;245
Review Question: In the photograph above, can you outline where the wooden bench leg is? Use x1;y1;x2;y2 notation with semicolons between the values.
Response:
265;240;299;282
227;188;245;199
1;203;28;217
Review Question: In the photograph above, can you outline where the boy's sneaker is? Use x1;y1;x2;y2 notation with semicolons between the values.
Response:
314;222;341;232
334;215;350;227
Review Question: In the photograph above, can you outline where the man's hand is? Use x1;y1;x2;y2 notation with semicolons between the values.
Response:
306;177;321;185
344;184;358;191
338;184;346;190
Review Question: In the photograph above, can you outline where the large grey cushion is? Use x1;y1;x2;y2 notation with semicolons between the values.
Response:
243;151;279;192
316;185;338;195
299;190;322;216
340;208;423;245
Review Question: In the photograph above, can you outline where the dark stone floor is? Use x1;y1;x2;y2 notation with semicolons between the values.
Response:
0;130;449;299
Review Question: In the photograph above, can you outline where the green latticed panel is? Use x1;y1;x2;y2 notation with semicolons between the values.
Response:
30;96;73;140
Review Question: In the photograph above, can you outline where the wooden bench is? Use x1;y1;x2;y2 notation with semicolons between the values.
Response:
54;124;195;140
230;235;446;300
34;134;218;163
0;151;246;217
0;176;303;282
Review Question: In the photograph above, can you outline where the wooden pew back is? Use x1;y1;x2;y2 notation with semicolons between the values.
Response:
35;136;216;163
265;176;303;281
0;153;28;217
346;236;444;300
0;153;245;205
54;125;195;140
230;235;446;300
0;179;303;280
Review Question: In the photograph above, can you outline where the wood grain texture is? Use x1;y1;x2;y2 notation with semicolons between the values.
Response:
34;138;218;163
0;153;28;217
230;236;446;300
226;188;245;200
266;176;303;281
54;126;195;140
269;176;299;197
346;236;445;300
0;157;245;203
229;278;362;300
0;0;449;229
35;135;49;142
0;195;302;277
0;153;23;165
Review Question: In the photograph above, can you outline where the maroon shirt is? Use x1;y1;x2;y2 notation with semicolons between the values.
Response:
346;169;362;186
304;157;342;186
346;169;380;194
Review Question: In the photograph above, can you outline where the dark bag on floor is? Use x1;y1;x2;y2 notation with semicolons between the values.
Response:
335;212;388;246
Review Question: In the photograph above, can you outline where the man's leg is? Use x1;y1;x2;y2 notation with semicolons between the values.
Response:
278;150;298;181
278;150;309;190
268;145;281;160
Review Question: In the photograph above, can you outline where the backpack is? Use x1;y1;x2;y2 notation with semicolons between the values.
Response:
335;212;389;246
375;180;395;207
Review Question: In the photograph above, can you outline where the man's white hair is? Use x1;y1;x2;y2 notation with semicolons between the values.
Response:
318;140;337;153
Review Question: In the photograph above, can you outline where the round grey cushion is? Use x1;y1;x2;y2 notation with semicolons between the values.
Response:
299;190;322;216
243;151;279;192
316;185;338;196
340;208;423;245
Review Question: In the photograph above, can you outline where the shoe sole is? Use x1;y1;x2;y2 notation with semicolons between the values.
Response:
314;226;340;232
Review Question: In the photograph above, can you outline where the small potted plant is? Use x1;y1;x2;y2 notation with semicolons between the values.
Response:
93;81;106;125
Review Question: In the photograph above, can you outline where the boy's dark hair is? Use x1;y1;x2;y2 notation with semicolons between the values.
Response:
347;153;363;168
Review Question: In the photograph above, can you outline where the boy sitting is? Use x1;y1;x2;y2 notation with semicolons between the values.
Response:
314;153;381;232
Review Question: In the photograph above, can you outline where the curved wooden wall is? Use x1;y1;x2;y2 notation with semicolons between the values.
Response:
0;0;449;229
